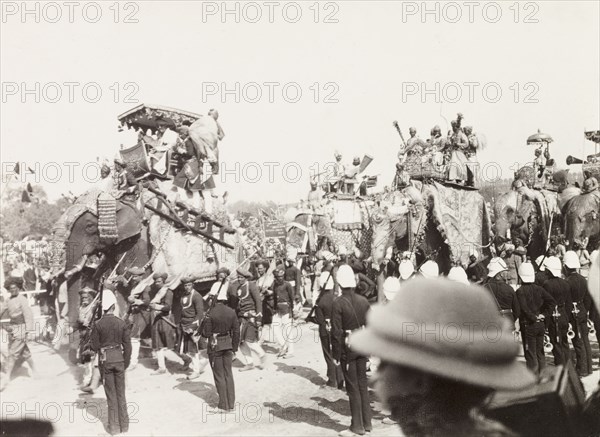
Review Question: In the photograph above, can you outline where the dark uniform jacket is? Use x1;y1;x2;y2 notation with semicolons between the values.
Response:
315;289;335;338
567;272;591;307
516;283;556;326
177;290;204;328
484;278;520;317
331;290;370;361
467;261;487;283
284;265;302;301
535;270;551;287
542;277;573;313
202;302;240;353
566;272;591;321
154;289;174;321
355;273;376;301
273;280;295;316
235;281;262;316
91;314;132;367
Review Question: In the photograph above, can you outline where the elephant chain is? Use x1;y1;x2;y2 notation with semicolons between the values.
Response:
142;223;173;270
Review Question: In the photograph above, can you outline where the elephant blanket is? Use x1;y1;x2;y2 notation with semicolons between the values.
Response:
425;182;493;265
48;189;112;273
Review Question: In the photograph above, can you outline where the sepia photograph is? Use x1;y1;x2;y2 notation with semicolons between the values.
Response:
1;1;599;436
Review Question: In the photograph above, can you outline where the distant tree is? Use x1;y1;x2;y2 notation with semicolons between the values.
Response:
0;185;65;241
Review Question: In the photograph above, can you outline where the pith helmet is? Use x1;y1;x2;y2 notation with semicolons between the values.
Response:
350;278;536;390
487;257;508;277
336;264;356;288
518;262;536;284
319;271;334;290
383;277;401;301
447;266;469;285
543;256;562;277
535;255;546;271
102;289;117;311
398;260;415;280
419;260;439;278
563;251;581;269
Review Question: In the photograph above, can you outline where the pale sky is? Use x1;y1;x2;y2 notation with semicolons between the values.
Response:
1;1;599;204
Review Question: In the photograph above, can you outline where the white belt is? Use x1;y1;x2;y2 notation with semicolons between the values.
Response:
287;281;296;287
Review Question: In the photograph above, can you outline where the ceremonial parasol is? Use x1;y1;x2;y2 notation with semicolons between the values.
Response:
526;129;554;146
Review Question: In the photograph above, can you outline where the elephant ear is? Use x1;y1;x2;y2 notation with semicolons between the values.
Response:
558;186;582;213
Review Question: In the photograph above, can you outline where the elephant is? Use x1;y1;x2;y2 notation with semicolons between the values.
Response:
49;182;244;358
563;191;600;250
493;185;559;259
371;182;492;276
48;190;146;327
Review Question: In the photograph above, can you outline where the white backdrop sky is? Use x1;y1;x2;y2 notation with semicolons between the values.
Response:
1;1;599;203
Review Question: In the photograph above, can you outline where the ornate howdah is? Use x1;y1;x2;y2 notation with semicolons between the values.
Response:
404;153;446;181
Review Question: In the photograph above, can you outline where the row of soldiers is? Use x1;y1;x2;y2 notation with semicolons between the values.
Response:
483;252;598;378
311;245;599;436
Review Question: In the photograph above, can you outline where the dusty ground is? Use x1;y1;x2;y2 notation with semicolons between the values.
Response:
1;308;598;437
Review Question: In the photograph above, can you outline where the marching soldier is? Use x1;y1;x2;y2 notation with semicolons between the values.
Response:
255;261;275;346
234;268;266;371
205;268;235;308
563;251;593;376
203;291;240;412
0;278;35;392
483;258;520;329
272;266;296;358
78;286;102;393
176;276;208;380
149;273;182;375
90;289;132;436
315;270;344;389
123;266;150;370
515;262;556;376
332;265;372;437
350;278;535;436
534;255;551;286
541;256;573;366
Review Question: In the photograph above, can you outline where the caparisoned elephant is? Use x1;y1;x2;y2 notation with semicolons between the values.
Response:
563;191;600;250
49;190;146;327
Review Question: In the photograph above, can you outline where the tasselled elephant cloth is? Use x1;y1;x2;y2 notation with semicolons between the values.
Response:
48;189;111;273
425;182;493;266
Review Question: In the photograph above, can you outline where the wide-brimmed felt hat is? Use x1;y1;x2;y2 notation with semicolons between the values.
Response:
350;278;536;391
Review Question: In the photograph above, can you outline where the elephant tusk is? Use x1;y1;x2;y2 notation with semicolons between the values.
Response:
64;255;89;279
